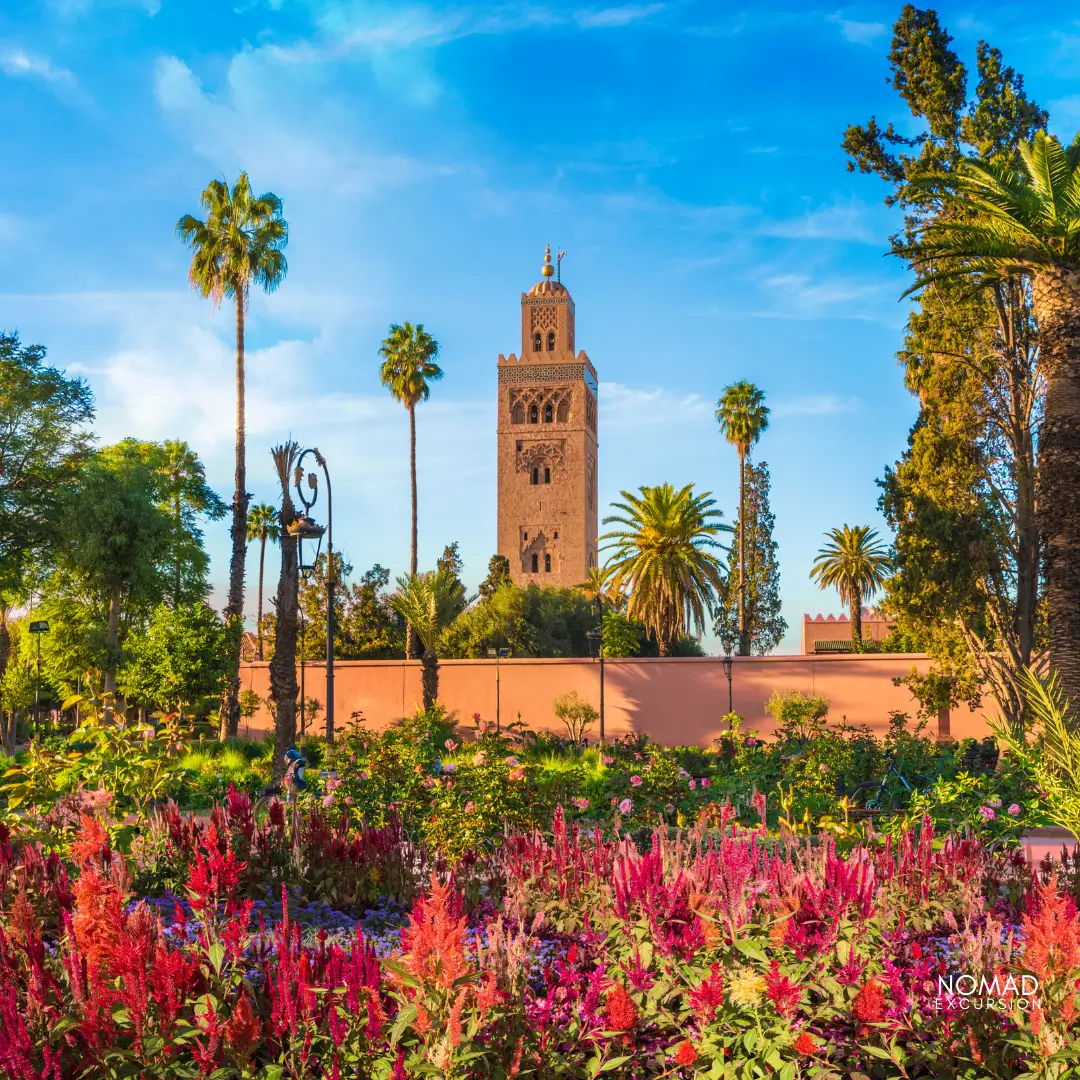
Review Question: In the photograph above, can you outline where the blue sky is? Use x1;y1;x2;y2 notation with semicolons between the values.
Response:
1;1;1077;652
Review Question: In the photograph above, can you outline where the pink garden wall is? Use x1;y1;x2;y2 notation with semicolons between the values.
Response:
236;654;993;747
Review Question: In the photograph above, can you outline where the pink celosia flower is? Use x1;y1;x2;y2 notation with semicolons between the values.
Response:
1008;803;1021;816
619;798;633;814
630;775;642;787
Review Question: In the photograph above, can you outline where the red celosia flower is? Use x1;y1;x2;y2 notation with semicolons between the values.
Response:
765;960;803;1019
224;992;261;1062
793;1031;817;1056
853;978;886;1026
673;1039;698;1065
605;984;637;1031
689;962;724;1024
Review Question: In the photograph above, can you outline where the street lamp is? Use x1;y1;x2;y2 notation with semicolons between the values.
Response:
722;652;733;714
28;620;49;740
486;647;509;732
585;596;605;744
292;447;336;744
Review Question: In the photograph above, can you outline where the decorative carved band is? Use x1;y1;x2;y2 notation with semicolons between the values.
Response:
499;364;585;384
517;440;567;472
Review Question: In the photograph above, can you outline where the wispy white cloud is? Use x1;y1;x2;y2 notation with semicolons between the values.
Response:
46;0;159;13
772;394;860;418
601;382;711;429
0;46;89;105
763;199;877;243
574;4;666;29
828;13;887;46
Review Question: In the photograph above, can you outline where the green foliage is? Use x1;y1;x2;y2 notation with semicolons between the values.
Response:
551;691;598;743
119;602;229;715
715;380;769;459
0;332;94;599
713;462;786;655
478;553;511;600
764;690;830;739
845;9;1046;728
600;610;643;658
602;483;729;655
390;569;467;656
378;322;443;410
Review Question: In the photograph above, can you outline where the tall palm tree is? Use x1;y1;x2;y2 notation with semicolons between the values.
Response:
268;442;300;778
716;382;769;656
160;439;226;607
906;130;1080;705
176;173;288;738
379;322;443;658
601;483;728;656
247;502;280;661
389;568;467;710
809;525;891;642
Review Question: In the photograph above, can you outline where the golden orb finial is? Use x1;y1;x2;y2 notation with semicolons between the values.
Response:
541;243;554;278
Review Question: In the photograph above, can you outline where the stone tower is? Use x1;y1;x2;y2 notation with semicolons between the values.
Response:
497;246;599;588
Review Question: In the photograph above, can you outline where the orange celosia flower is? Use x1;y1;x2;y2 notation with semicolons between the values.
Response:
447;986;469;1047
1022;874;1080;983
398;875;471;989
793;1031;817;1056
224;992;261;1062
70;813;111;869
71;867;125;982
605;984;637;1032
673;1039;698;1065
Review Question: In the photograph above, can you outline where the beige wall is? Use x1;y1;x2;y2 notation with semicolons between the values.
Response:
801;612;895;653
237;654;994;747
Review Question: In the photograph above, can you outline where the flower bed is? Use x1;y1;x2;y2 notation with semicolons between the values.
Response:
1;791;1078;1078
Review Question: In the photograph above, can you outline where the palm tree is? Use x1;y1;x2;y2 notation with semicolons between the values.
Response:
160;439;226;607
176;173;288;738
905;130;1080;705
601;483;728;656
389;569;467;710
809;525;891;642
379;322;443;657
716;382;769;656
268;442;300;778
247;502;280;661
577;564;625;612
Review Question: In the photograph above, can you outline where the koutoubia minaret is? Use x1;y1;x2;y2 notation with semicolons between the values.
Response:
497;246;599;587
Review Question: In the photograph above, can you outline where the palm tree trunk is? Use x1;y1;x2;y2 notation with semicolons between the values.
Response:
220;291;249;739
738;452;749;656
1033;268;1080;711
851;588;862;645
270;508;299;780
421;649;439;711
407;402;420;660
103;582;122;722
257;534;267;661
174;489;182;606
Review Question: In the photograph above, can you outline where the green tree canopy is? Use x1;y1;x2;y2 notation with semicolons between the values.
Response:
714;462;787;655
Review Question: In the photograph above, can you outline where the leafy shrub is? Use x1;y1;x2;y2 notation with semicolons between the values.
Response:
551;690;598;743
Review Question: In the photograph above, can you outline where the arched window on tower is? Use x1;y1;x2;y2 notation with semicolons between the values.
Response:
532;466;539;485
533;331;542;352
531;553;539;573
543;402;553;423
547;330;556;351
529;403;538;424
544;466;551;484
544;553;551;573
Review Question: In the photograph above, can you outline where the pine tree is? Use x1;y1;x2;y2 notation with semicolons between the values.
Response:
714;462;786;655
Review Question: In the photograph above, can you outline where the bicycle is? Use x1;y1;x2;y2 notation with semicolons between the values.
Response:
844;753;940;814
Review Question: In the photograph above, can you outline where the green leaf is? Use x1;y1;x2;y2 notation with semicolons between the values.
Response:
734;938;768;963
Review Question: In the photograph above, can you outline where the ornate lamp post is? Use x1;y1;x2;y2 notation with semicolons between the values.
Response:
585;596;605;744
486;647;509;732
291;447;336;743
722;652;733;714
28;620;49;739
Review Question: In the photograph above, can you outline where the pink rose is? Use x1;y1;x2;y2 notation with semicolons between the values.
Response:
344;797;353;806
602;755;614;766
508;766;526;781
746;737;759;747
1007;803;1021;816
619;798;633;815
688;779;696;790
349;755;357;763
572;797;589;811
464;801;477;813
611;797;618;806
630;775;642;787
978;806;996;820
701;778;710;788
322;794;334;807
359;770;369;781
